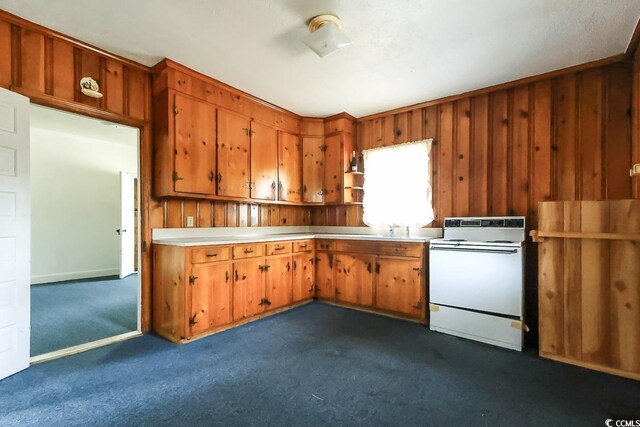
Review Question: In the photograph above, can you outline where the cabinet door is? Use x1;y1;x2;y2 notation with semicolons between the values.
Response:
335;254;374;306
250;121;278;200
188;263;232;336
375;257;423;317
265;255;293;310
278;131;301;202
173;94;217;195
292;253;314;302
315;252;335;300
218;109;251;198
302;136;324;203
233;258;265;321
323;134;343;204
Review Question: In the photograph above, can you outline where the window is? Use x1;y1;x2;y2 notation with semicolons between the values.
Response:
362;139;434;229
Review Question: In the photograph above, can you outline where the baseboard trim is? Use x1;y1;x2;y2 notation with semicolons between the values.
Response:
30;331;142;365
316;300;427;325
31;268;120;285
539;351;640;381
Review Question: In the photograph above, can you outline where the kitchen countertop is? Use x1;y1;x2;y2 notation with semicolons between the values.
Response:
153;233;435;247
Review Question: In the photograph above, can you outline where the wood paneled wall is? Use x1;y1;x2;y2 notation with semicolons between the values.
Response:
326;61;634;230
632;46;640;198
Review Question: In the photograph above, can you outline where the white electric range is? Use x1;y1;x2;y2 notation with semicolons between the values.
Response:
429;216;526;351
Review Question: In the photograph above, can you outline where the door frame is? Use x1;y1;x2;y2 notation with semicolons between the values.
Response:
29;105;145;363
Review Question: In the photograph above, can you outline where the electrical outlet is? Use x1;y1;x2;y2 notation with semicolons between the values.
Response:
186;216;194;227
631;163;640;177
250;205;259;226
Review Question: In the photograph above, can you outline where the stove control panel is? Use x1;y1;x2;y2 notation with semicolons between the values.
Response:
444;217;525;229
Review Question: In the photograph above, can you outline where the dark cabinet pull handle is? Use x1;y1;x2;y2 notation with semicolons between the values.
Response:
367;262;372;274
225;271;229;283
206;253;217;257
303;184;307;193
274;245;285;250
293;260;297;271
244;248;254;254
217;173;222;183
235;270;239;281
271;181;276;190
375;263;380;274
299;243;307;248
208;171;215;181
286;262;291;272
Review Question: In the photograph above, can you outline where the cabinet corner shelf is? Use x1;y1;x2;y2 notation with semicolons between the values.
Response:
344;186;364;190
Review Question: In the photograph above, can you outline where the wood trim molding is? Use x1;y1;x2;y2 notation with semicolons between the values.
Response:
0;10;150;72
153;58;301;120
625;17;640;58
324;111;357;122
357;54;627;121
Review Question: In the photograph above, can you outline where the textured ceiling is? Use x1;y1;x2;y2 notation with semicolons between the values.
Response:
2;1;640;117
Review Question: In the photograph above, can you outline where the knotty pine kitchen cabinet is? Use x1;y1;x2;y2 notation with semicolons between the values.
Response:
154;91;218;197
153;240;305;343
315;239;427;322
335;253;374;307
250;121;278;201
302;136;325;204
278;131;302;202
292;240;314;302
323;133;344;204
217;109;251;199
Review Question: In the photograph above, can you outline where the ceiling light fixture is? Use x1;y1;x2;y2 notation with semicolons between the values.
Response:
302;14;352;57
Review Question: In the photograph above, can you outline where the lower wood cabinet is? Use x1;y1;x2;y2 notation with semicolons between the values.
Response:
315;239;427;321
153;240;311;343
335;254;374;306
374;257;423;318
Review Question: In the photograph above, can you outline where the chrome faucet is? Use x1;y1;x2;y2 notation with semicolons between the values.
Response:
405;226;410;238
388;224;400;237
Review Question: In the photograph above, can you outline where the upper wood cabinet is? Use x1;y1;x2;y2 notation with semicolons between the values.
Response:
250;121;278;201
218;109;251;199
302;136;324;204
278;131;302;202
154;91;217;197
323;134;344;204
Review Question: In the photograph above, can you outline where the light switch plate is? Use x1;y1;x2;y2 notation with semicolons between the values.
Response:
186;216;194;227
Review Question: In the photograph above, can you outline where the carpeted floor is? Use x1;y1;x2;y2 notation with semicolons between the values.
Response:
2;303;638;426
30;274;139;356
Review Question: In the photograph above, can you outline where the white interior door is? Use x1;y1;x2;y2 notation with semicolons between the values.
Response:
119;172;135;279
0;89;30;380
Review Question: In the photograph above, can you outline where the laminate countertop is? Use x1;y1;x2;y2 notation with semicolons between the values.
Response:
152;233;434;247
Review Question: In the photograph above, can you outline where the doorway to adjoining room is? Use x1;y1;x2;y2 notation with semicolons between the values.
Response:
29;105;141;358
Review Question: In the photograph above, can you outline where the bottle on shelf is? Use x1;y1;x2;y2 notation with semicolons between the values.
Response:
349;150;358;172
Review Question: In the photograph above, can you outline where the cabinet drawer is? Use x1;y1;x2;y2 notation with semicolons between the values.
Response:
267;241;292;256
191;246;230;263
316;240;335;251
232;243;265;259
293;240;312;252
376;242;423;258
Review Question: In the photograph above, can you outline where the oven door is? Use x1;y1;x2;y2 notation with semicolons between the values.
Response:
429;243;523;317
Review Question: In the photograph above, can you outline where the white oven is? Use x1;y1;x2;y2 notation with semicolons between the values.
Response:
429;217;525;351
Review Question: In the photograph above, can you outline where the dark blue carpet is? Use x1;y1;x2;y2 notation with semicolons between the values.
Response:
31;274;138;355
2;303;639;426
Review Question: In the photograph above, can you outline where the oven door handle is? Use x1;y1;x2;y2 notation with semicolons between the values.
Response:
429;246;518;255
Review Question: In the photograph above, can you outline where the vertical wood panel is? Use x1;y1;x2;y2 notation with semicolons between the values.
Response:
554;74;578;200
425;106;439;224
371;118;383;147
259;205;270;226
238;203;249;226
382;115;395;147
609;200;640;372
79;49;101;108
438;103;454;223
269;206;280;226
490;90;509;215
470;94;489;216
531;80;552;226
198;201;212;227
538;202;565;355
562;202;582;360
409;108;424;141
0;21;12;88
395;112;409;144
104;59;124;115
453;99;470;216
580;201;609;365
212;202;226;226
182;201;197;227
578;69;604;200
359;120;371;151
605;64;632;200
165;200;182;228
51;40;74;100
510;85;530;216
226;203;238;227
20;29;45;92
127;68;147;120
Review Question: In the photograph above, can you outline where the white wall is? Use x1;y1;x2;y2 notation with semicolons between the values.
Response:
30;126;138;284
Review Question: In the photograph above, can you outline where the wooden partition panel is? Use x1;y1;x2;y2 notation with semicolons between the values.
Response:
536;200;640;380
